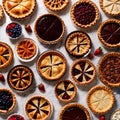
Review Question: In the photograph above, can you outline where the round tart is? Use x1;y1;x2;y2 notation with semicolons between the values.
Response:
55;80;77;102
37;50;67;81
59;102;91;120
3;0;36;19
111;109;120;120
7;65;34;91
34;13;65;44
87;86;115;115
65;31;91;58
70;59;96;85
25;96;53;120
98;52;120;87
70;0;100;28
0;88;16;114
7;113;25;120
0;5;3;20
98;19;120;49
0;42;13;69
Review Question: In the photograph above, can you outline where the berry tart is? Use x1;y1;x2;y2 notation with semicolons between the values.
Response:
0;5;3;21
55;80;77;102
70;0;100;28
37;50;67;81
7;113;25;120
98;52;120;87
111;109;120;120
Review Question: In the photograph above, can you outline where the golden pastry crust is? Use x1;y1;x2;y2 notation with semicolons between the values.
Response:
0;5;3;20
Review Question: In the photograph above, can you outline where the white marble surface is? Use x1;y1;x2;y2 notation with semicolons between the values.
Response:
0;0;120;120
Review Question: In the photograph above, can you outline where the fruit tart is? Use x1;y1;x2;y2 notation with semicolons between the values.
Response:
7;113;25;120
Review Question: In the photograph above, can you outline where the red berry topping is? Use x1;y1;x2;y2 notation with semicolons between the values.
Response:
94;47;102;56
38;83;45;92
25;24;32;32
0;74;5;82
99;115;105;120
8;32;13;36
88;53;94;59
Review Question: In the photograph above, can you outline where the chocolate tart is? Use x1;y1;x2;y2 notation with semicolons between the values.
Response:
65;31;91;58
0;88;16;114
3;0;36;19
7;65;34;91
59;102;91;120
0;42;13;69
55;80;77;102
87;86;115;115
70;0;100;28
111;109;120;120
70;59;96;85
100;0;120;16
37;50;67;81
0;5;3;20
98;52;120;87
25;96;53;120
34;13;65;44
98;19;120;49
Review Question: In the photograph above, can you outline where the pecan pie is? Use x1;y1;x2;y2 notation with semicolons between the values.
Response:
25;96;53;120
0;42;13;69
111;109;120;120
37;50;67;81
87;86;115;114
70;59;96;85
98;52;120;87
7;65;34;91
55;80;77;102
0;5;3;20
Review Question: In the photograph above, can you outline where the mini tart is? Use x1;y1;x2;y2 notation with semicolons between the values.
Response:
100;0;120;16
59;102;91;120
25;96;53;120
98;19;120;49
43;0;69;12
98;52;120;87
70;59;96;85
0;5;3;20
87;86;115;115
0;42;13;69
34;13;65;44
7;65;34;91
55;80;77;102
70;0;100;28
7;113;25;120
0;88;16;114
37;50;67;81
111;109;120;120
65;31;91;58
3;0;36;19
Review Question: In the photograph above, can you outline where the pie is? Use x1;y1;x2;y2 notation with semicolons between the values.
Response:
0;5;3;20
59;102;91;120
55;80;77;102
7;65;34;91
70;0;100;28
37;50;67;81
3;0;36;19
98;19;120;49
34;13;65;44
25;96;53;120
70;59;96;85
65;31;91;58
0;42;13;69
0;88;16;114
98;52;120;87
7;113;25;120
87;86;115;114
111;109;120;120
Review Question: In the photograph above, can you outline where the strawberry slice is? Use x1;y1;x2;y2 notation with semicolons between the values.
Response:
0;74;5;82
25;24;32;32
38;83;45;92
94;47;102;56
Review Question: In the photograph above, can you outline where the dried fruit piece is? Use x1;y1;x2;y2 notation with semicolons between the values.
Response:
0;74;5;82
94;47;102;55
88;53;94;59
38;83;45;92
25;24;32;32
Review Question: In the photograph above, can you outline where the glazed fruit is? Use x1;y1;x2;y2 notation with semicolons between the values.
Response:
25;24;32;32
94;47;102;55
38;83;45;92
99;115;105;120
0;74;5;82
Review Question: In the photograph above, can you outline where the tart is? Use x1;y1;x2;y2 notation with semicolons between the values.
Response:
7;113;25;120
34;13;65;44
0;5;3;20
87;86;115;114
7;65;34;91
111;109;120;120
3;0;36;19
70;0;100;28
65;31;91;58
70;59;96;85
0;88;16;114
98;19;120;49
98;52;120;87
37;50;67;81
25;96;53;120
100;0;120;16
55;80;77;102
0;42;13;69
59;102;91;120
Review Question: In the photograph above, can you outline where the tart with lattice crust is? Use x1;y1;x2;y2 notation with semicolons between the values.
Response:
37;50;67;81
87;86;115;115
25;96;53;120
70;59;96;85
55;80;77;102
7;65;34;91
0;5;3;20
65;31;91;58
0;42;13;69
